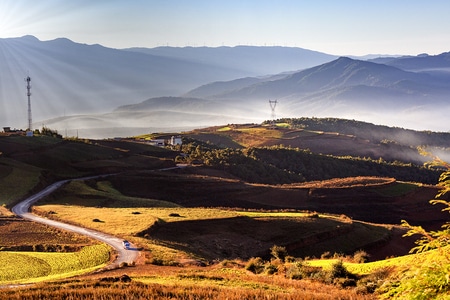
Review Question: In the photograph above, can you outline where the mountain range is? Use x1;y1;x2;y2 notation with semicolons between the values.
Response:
1;35;449;138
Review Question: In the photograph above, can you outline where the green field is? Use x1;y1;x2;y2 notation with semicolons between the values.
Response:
0;157;42;205
0;244;110;284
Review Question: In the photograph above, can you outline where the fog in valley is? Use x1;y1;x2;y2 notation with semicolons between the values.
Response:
1;36;449;139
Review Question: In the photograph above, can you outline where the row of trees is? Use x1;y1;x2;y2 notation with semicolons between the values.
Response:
270;117;450;147
178;141;440;185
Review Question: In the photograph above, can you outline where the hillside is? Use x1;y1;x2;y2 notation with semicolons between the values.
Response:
183;56;450;132
127;45;337;76
181;120;450;166
0;134;176;206
0;36;335;131
2;37;449;138
370;51;450;71
1;122;449;298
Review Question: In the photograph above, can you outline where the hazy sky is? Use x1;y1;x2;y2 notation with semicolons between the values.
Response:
1;0;449;56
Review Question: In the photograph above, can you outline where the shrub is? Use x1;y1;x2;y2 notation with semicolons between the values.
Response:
245;257;265;274
284;255;296;263
330;260;350;279
352;250;369;263
264;263;278;275
334;277;357;288
285;261;323;280
356;267;393;294
270;245;288;262
326;260;357;285
148;257;180;266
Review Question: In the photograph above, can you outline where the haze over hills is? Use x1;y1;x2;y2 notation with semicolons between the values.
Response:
370;51;450;71
127;45;336;76
0;36;336;133
1;35;449;138
183;56;450;133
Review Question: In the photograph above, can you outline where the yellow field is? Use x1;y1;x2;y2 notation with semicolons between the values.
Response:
0;244;110;284
307;246;444;275
34;206;241;236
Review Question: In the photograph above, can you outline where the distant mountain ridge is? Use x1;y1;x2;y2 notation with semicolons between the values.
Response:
126;45;337;75
181;56;450;132
370;51;450;71
186;57;448;100
1;35;449;137
0;36;336;127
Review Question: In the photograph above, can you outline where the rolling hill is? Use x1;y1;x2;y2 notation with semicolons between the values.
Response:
0;36;336;131
370;51;450;72
2;119;450;297
183;56;450;131
44;54;450;139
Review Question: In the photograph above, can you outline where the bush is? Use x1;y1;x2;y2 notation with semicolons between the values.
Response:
352;250;369;263
356;267;393;294
264;263;278;275
270;245;288;262
330;260;351;279
285;261;323;280
245;257;265;274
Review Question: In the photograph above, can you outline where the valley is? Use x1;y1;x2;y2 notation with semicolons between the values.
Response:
1;118;449;298
2;36;450;139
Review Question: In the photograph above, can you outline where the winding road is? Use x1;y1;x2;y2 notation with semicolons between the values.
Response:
11;176;139;268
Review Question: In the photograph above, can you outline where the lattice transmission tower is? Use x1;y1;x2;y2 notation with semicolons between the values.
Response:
25;76;32;134
269;99;278;128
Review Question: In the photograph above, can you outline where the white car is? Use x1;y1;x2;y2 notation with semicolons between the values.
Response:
122;240;130;249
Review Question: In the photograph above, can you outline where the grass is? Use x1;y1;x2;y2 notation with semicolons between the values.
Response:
0;275;373;299
235;127;284;139
44;180;180;208
236;211;312;218
275;123;290;128
217;126;232;132
34;205;240;236
34;199;392;265
0;157;42;206
373;181;419;196
0;244;110;284
306;246;445;276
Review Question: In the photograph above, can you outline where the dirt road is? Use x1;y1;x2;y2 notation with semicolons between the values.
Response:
11;176;138;267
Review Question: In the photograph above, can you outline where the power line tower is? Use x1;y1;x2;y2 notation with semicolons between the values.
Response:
269;99;278;128
25;76;33;136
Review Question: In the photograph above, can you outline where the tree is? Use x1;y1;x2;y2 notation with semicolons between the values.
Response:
386;148;450;299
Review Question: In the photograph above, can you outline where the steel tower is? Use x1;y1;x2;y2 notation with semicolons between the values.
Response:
26;76;32;132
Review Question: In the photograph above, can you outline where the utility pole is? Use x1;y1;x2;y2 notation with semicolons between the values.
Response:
25;76;33;136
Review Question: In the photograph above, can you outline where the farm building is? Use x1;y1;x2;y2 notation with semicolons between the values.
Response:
170;136;182;146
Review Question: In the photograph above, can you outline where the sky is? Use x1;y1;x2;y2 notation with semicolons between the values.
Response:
0;0;449;56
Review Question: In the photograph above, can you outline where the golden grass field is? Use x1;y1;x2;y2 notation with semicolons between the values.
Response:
1;128;448;299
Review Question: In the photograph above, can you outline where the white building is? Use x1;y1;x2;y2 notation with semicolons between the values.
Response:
170;136;182;146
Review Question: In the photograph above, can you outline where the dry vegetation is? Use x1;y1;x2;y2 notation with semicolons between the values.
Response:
1;123;449;298
0;215;95;251
288;176;397;189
